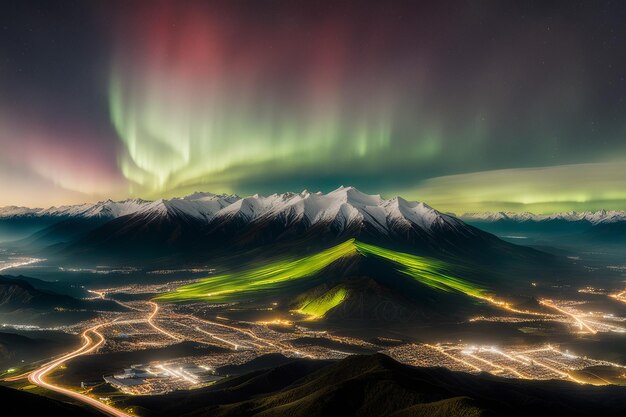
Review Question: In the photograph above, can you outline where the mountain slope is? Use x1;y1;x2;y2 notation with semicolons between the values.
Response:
0;275;83;311
0;275;125;326
157;239;508;323
0;331;78;368
120;354;626;417
157;239;490;304
14;187;546;268
0;385;98;417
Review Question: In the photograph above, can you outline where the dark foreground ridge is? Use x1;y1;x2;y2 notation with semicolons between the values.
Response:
121;353;626;417
0;384;98;416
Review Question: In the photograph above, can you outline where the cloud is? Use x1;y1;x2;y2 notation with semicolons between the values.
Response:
395;162;626;213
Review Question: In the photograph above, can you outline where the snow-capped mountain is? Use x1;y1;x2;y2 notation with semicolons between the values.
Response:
0;199;151;219
1;187;466;235
202;186;466;234
461;210;626;225
0;206;43;218
1;187;550;265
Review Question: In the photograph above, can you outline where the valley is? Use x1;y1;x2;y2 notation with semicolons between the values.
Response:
1;190;626;416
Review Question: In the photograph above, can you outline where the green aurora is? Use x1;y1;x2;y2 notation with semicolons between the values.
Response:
3;2;626;213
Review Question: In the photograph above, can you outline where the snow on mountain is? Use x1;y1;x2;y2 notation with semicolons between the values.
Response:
6;188;625;235
461;210;626;225
0;199;152;219
460;212;511;222
0;206;42;218
132;194;240;223
0;186;466;236
36;199;151;219
205;186;459;235
384;197;461;231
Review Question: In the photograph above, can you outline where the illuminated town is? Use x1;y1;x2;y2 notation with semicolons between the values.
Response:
3;274;625;416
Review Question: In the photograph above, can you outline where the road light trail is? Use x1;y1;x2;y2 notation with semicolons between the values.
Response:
182;313;313;357
423;344;483;372
147;301;181;340
192;326;242;350
516;354;584;383
2;371;32;382
539;299;597;334
0;257;44;272
610;290;626;304
463;351;529;379
25;303;171;417
88;289;147;312
28;324;132;417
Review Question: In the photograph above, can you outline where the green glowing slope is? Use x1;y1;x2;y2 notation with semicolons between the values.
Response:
354;241;488;299
294;287;349;318
156;239;357;303
157;239;489;306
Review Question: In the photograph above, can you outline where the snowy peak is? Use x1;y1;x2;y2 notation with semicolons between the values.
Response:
385;197;454;230
328;186;383;206
461;210;626;225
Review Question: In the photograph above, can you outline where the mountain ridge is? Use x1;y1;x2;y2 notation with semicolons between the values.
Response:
120;353;626;417
0;187;460;234
61;187;551;266
461;210;626;225
1;188;558;275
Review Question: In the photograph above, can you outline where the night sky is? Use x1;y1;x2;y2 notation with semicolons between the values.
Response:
2;0;626;213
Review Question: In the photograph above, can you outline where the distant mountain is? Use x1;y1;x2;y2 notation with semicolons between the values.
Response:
461;210;626;244
0;275;125;326
462;210;626;225
0;275;83;311
0;198;151;219
0;198;152;244
0;189;562;289
66;186;479;248
121;354;626;417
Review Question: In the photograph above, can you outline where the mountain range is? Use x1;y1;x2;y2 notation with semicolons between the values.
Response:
461;210;626;224
0;187;549;267
0;187;574;326
461;210;626;244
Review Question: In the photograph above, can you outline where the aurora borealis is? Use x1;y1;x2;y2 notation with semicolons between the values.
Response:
2;1;626;213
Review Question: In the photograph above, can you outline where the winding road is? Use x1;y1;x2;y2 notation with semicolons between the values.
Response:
27;323;132;417
20;299;172;416
23;301;168;416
